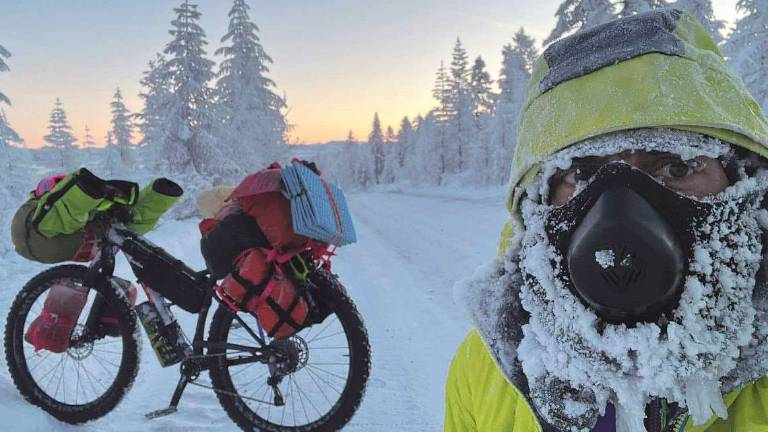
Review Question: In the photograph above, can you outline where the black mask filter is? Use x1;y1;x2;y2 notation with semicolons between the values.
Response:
545;162;718;324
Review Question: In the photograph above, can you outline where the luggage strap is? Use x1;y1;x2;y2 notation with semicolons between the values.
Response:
230;269;275;310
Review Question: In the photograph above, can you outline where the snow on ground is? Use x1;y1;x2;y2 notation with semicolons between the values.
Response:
0;186;508;431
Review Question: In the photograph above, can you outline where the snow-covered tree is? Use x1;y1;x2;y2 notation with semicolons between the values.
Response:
102;131;121;177
381;125;398;183
404;113;443;185
489;38;532;184
44;98;77;170
470;56;494;116
512;28;539;71
0;45;20;149
110;88;134;167
724;0;768;110
447;38;475;174
215;0;287;170
395;116;413;168
369;113;385;184
152;1;237;180
545;0;617;45
81;125;97;148
432;61;451;123
669;0;724;42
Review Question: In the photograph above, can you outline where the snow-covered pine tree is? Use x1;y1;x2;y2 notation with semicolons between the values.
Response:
432;61;451;123
369;113;385;184
0;45;20;150
381;125;398;183
404;113;442;185
490;39;531;184
157;1;237;181
44;98;77;170
138;55;170;167
469;56;495;183
215;0;287;171
110;88;134;168
82;125;97;147
512;28;539;71
470;56;494;116
101;131;121;177
447;38;474;174
724;0;768;110
395;116;413;168
668;0;724;42
545;0;617;45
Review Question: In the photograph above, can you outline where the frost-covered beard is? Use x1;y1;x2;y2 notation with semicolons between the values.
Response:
515;131;768;432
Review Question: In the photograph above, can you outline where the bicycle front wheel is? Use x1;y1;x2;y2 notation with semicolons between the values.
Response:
4;265;140;423
208;269;370;431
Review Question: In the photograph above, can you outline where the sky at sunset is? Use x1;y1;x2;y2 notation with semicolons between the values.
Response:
1;0;740;147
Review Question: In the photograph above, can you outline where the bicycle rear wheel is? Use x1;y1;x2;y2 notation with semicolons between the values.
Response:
208;270;370;431
4;265;140;423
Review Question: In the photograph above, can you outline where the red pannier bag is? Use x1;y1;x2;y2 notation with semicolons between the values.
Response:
218;249;309;339
25;282;89;353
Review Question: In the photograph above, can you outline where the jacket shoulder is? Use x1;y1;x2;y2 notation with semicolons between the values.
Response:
444;330;540;432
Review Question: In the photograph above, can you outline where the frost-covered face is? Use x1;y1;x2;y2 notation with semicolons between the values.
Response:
513;129;768;432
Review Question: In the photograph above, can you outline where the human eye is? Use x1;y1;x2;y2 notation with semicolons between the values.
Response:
653;158;705;181
558;163;600;185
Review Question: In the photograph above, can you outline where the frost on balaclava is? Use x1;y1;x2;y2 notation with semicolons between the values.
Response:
456;129;768;432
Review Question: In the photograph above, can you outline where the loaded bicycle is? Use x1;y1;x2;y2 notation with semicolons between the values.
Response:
4;202;371;431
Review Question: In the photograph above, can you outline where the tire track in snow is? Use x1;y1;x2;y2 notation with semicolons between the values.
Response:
339;190;507;431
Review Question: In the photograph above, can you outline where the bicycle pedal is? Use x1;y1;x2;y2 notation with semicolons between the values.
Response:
145;406;178;419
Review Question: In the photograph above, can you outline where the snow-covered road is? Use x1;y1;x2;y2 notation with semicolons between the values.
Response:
0;187;508;431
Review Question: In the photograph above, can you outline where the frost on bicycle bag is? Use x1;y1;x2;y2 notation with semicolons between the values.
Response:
199;160;357;339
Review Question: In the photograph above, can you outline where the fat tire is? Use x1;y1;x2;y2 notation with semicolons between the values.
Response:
4;264;140;424
208;269;370;431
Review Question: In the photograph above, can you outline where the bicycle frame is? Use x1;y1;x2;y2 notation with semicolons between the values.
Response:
85;222;287;416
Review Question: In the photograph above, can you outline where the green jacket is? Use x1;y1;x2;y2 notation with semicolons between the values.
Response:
447;10;768;431
445;332;768;431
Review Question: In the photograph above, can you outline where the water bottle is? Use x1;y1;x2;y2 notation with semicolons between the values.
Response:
135;286;191;367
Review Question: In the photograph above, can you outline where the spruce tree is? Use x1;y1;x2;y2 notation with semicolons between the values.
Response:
216;0;287;169
512;28;539;71
382;125;398;183
0;45;20;149
110;88;134;167
470;56;494;116
490;40;531;184
102;131;120;177
44;98;77;170
369;113;385;184
432;61;451;123
395;116;413;168
448;38;474;173
82;125;97;148
725;0;768;111
155;1;236;179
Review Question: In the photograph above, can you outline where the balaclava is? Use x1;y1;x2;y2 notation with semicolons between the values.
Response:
458;9;768;432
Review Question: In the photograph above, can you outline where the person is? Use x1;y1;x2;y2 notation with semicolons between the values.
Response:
445;9;768;432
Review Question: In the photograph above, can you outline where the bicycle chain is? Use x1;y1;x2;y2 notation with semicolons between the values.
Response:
180;351;282;406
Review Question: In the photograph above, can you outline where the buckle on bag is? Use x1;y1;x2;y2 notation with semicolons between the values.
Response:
286;255;310;282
